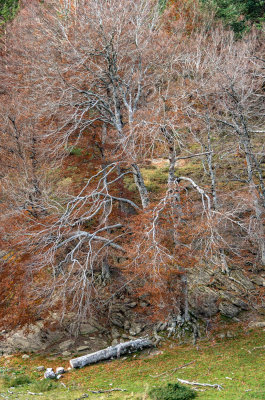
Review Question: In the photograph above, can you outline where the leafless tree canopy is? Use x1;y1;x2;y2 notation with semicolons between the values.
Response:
0;0;264;327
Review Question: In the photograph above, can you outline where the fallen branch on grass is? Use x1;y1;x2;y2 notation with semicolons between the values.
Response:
177;378;223;391
27;391;43;396
75;388;127;399
88;388;127;393
150;361;196;378
70;338;153;368
249;345;265;353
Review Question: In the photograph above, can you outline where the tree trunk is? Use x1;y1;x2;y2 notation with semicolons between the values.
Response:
131;163;149;209
70;338;153;368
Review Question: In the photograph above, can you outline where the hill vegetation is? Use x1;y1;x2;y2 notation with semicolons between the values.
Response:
0;328;264;399
0;0;264;339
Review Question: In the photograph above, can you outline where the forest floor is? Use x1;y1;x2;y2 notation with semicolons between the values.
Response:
0;327;264;400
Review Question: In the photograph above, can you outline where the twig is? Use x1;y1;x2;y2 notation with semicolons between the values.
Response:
27;391;43;396
88;388;127;393
248;345;265;353
176;152;211;160
75;389;127;399
60;382;69;390
150;361;195;378
177;378;223;390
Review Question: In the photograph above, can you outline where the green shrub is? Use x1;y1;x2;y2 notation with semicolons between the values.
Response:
3;374;32;387
149;383;197;400
67;146;83;156
153;169;168;184
0;0;19;25
146;181;161;193
32;379;57;392
200;0;265;36
144;164;157;170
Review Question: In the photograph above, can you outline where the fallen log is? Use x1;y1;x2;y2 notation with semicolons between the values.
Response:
177;378;223;391
70;338;153;369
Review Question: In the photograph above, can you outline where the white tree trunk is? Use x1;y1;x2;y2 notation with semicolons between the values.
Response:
70;338;152;368
131;163;149;209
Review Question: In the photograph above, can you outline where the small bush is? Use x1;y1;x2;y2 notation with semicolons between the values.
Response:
32;379;57;392
149;383;197;400
144;164;157;170
67;146;83;156
153;169;168;184
146;182;161;193
3;374;32;387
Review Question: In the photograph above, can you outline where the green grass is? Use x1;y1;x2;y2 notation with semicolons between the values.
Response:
0;328;264;399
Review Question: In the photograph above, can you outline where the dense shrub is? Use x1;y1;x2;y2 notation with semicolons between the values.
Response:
3;374;31;387
0;0;19;25
149;383;197;400
32;379;57;392
200;0;265;35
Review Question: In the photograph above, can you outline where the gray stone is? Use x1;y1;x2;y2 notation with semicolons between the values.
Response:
129;323;143;336
218;333;226;340
56;367;65;374
219;291;249;310
2;322;65;354
80;323;98;335
111;328;120;339
111;313;124;328
156;322;167;332
5;323;44;352
229;271;255;291
127;302;137;308
219;302;240;318
257;307;265;316
44;368;56;379
251;276;265;287
124;321;131;331
188;266;214;286
36;366;45;372
62;351;71;357
111;339;119;346
22;354;30;359
248;321;265;329
59;339;74;351
77;345;90;352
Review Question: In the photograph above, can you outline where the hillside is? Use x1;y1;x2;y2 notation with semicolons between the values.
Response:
0;327;265;399
0;0;264;378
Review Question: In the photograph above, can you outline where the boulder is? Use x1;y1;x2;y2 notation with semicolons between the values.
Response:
59;339;75;352
229;271;255;291
219;291;249;310
189;286;219;317
80;323;98;335
219;302;240;318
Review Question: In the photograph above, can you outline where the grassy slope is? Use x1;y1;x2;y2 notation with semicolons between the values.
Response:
0;328;264;400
